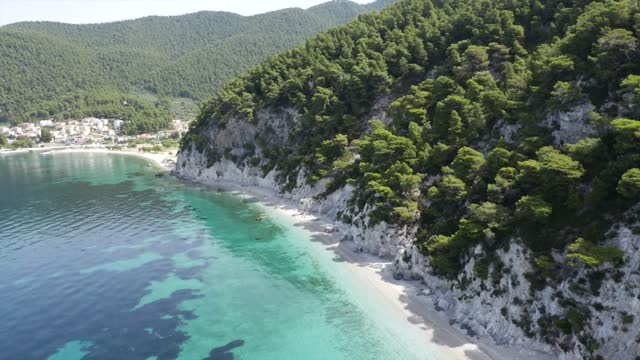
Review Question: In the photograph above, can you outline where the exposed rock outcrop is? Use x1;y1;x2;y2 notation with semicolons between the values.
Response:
174;106;640;360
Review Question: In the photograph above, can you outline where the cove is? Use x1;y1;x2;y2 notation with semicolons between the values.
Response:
0;152;442;360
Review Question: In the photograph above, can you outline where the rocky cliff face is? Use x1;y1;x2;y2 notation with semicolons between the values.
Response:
174;106;640;360
394;222;640;360
174;107;413;258
543;102;598;146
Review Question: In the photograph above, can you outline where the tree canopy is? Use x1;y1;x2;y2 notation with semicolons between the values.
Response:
0;0;396;132
183;0;640;285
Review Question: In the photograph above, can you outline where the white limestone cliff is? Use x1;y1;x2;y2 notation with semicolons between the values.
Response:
173;105;640;360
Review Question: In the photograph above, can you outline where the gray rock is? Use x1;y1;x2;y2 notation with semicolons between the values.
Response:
174;103;640;360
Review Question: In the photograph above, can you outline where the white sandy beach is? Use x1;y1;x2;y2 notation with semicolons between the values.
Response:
47;148;176;170
0;146;177;170
200;181;554;360
1;148;550;359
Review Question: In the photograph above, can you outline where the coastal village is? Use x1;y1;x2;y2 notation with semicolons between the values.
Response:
0;118;191;147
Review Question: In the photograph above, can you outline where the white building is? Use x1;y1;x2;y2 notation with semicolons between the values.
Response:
40;120;54;127
172;119;191;132
90;118;109;129
21;123;36;131
80;125;91;136
53;130;67;143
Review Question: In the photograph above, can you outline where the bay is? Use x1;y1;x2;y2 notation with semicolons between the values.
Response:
0;152;436;360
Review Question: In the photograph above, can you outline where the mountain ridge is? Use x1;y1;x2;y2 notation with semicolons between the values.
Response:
0;0;397;130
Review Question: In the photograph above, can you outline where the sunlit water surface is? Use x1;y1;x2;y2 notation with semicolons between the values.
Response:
0;152;436;360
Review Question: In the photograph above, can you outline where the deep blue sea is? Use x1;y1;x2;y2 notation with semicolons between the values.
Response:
0;152;437;360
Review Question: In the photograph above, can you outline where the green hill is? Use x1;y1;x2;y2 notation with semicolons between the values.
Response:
179;0;640;357
0;0;396;132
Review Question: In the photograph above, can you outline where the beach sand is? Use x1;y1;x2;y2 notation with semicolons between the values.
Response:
1;146;177;170
46;148;176;170
197;181;555;360
1;147;551;359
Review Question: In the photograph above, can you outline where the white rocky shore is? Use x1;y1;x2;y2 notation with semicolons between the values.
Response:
174;153;555;360
172;105;640;360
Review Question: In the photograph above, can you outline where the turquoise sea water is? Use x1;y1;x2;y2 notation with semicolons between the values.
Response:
0;152;437;360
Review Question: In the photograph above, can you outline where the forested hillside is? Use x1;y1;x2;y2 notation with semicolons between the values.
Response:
0;0;395;131
180;0;640;358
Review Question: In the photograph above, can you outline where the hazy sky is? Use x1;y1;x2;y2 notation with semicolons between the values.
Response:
0;0;374;26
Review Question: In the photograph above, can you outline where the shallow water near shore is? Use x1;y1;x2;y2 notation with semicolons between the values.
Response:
0;152;440;360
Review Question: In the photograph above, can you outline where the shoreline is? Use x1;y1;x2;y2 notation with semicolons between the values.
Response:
2;149;550;359
187;179;553;360
0;146;177;170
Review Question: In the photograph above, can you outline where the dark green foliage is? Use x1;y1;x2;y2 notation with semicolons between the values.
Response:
516;195;553;223
486;147;513;179
183;0;640;289
170;4;640;354
428;175;467;202
353;120;423;223
11;137;34;149
0;0;396;128
311;133;352;182
534;256;558;280
450;147;486;184
617;168;640;199
39;128;52;143
566;308;587;332
567;238;625;268
566;138;606;170
611;119;640;154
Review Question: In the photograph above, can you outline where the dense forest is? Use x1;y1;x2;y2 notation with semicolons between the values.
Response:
0;0;395;132
182;0;640;357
